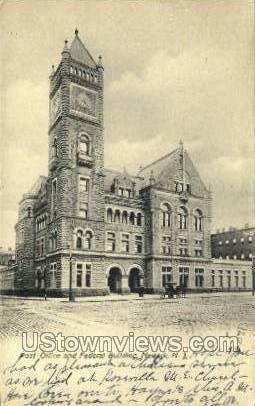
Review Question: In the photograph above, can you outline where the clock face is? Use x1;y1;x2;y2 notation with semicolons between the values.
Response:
70;83;97;119
50;88;61;124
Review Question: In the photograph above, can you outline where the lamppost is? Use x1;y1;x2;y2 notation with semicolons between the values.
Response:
252;257;255;296
68;244;75;302
44;266;47;301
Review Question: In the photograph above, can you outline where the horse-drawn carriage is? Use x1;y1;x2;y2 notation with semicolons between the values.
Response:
162;282;186;298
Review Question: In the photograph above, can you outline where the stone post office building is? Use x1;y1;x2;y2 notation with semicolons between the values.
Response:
4;31;252;296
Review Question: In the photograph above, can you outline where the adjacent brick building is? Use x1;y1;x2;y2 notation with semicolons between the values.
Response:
2;30;252;296
211;227;255;261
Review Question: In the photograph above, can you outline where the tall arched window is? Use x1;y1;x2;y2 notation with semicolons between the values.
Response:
137;213;142;226
114;210;120;223
79;134;90;156
122;211;128;224
84;231;93;250
161;203;171;227
76;230;83;249
178;207;188;230
194;209;203;232
107;208;113;222
130;212;135;225
27;207;32;218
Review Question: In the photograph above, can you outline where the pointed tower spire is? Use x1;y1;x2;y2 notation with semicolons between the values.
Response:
69;29;97;68
179;139;185;188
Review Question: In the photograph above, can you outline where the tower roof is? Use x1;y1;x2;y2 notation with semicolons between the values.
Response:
70;29;97;68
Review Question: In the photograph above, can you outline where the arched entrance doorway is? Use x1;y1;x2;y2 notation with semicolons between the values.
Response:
128;266;144;293
108;267;122;293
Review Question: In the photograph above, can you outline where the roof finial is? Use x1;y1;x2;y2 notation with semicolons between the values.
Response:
75;28;79;36
149;170;155;185
97;55;103;67
179;139;183;151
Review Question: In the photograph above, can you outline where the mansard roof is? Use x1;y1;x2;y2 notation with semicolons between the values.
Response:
70;29;97;68
138;147;209;197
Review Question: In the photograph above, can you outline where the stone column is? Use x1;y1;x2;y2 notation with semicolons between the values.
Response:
121;275;130;294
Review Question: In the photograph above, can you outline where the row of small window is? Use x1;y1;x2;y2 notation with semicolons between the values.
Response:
76;229;144;252
218;253;253;260
218;236;253;246
36;214;47;232
106;233;143;253
161;236;203;257
175;182;191;194
117;187;133;198
161;247;203;257
36;233;57;256
162;267;247;288
160;204;203;231
106;208;143;226
70;65;98;84
162;266;204;288
44;263;92;289
211;273;247;288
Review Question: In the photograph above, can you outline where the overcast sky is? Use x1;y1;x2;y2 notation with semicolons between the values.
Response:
0;0;254;248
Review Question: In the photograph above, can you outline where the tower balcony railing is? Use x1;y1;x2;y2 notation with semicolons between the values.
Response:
77;151;93;167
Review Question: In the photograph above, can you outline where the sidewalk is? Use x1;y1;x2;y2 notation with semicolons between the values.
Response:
0;291;252;303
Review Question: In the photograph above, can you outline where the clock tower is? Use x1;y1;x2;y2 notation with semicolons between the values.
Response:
47;29;106;295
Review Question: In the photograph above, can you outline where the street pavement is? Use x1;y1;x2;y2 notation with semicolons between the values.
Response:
1;292;254;339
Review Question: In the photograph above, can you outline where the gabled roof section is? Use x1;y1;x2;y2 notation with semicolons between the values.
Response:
138;146;209;197
70;29;97;68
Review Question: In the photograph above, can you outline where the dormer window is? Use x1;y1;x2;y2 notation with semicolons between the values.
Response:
118;187;124;196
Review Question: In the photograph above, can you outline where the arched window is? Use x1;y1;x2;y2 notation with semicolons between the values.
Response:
107;208;113;222
122;211;128;224
79;134;90;156
114;210;120;223
194;209;203;232
76;230;83;249
178;207;188;230
84;231;93;250
137;213;142;226
161;203;171;227
27;207;32;218
130;212;135;225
